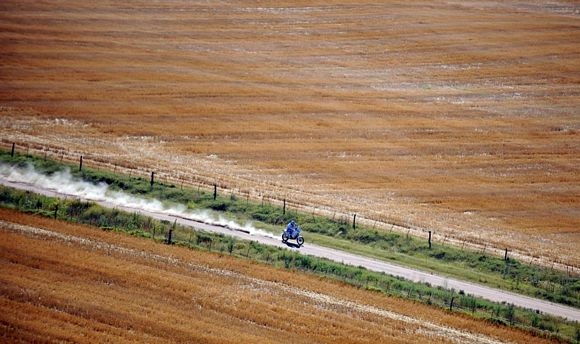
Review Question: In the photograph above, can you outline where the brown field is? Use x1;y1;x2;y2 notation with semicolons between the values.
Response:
0;1;579;267
0;208;557;343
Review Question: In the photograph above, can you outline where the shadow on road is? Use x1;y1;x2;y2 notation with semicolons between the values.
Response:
284;242;302;249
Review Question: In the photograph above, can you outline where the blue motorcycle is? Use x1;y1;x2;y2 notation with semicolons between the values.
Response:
282;220;304;247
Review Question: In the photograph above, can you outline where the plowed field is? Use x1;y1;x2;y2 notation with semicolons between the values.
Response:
0;0;578;266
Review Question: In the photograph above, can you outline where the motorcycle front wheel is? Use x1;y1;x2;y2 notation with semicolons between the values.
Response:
297;236;304;246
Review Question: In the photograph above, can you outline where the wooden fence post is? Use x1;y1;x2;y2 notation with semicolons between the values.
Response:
428;230;432;249
283;199;286;215
352;214;357;230
150;171;155;190
166;228;173;245
213;184;217;200
504;248;509;261
79;155;83;172
11;142;15;157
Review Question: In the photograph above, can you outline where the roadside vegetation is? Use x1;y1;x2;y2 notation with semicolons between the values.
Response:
1;149;578;309
1;152;579;342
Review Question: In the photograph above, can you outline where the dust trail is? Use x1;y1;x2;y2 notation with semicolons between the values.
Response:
0;163;276;238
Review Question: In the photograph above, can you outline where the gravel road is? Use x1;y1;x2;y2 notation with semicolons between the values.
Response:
1;177;578;322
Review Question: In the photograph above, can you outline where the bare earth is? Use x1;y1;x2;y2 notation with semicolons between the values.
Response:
0;209;555;343
0;1;579;267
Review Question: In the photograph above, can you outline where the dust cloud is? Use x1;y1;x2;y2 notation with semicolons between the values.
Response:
0;163;276;238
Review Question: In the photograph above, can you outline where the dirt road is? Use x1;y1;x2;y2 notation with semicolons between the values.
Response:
1;177;578;322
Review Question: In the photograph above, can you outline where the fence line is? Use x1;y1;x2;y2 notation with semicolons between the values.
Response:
1;139;577;274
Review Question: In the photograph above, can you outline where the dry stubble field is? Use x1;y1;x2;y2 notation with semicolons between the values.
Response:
0;1;579;266
0;209;556;344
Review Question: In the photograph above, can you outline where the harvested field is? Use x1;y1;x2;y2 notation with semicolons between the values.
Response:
0;208;555;343
0;0;579;266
